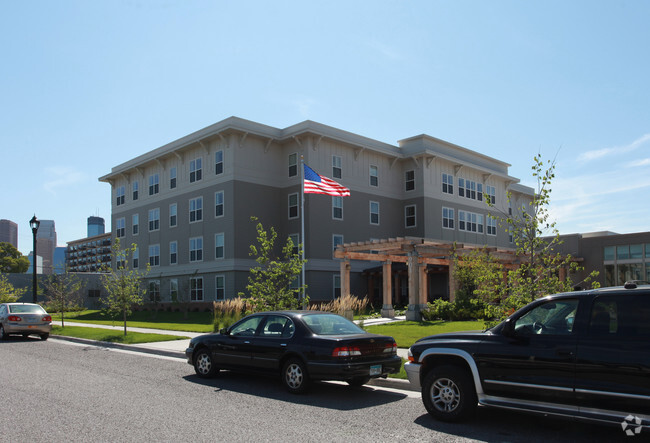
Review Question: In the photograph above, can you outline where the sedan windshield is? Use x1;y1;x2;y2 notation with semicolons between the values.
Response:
302;314;365;335
9;304;46;314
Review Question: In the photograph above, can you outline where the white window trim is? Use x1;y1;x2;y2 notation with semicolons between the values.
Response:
189;196;203;224
215;191;225;219
215;275;225;301
332;196;343;221
215;233;225;260
189;236;203;263
405;205;416;228
369;201;380;225
169;241;178;266
288;193;299;220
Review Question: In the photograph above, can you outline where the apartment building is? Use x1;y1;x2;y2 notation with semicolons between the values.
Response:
99;117;534;306
66;232;112;273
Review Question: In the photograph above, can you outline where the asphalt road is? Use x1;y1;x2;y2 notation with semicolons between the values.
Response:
0;338;635;443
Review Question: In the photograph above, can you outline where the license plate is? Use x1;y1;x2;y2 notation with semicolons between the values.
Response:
370;365;381;376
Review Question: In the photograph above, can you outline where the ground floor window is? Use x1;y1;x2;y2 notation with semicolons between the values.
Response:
190;276;203;301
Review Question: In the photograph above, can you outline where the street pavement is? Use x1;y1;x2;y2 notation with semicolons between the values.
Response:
51;315;415;392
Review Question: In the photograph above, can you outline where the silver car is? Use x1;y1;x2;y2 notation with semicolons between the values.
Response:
0;303;52;340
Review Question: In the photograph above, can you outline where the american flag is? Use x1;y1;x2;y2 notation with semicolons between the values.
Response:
304;164;350;196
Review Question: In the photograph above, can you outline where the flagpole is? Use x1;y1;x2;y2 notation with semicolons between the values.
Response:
300;156;306;305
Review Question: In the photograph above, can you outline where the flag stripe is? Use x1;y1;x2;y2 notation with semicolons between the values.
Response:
304;164;350;196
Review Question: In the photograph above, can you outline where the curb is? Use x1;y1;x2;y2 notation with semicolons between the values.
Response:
51;335;418;392
51;335;187;360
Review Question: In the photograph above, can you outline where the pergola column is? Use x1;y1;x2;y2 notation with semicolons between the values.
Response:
340;259;350;298
381;260;395;318
448;259;457;302
406;252;422;321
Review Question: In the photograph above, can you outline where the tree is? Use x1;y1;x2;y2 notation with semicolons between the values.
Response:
101;240;149;335
239;217;308;312
0;242;30;274
43;272;82;327
475;154;600;323
0;273;26;303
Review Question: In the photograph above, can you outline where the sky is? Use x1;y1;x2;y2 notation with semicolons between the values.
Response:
1;0;649;256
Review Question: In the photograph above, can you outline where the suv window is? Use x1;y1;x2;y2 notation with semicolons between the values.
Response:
590;294;650;338
514;299;578;335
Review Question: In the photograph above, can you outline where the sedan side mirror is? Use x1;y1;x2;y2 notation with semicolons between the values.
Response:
219;328;229;335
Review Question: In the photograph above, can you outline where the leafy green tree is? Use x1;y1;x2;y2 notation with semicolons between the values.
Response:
239;217;308;312
0;273;26;303
44;272;82;327
0;242;30;274
101;240;149;335
474;154;600;323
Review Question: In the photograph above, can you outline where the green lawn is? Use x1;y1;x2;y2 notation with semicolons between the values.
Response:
51;325;189;344
365;320;486;348
52;310;214;333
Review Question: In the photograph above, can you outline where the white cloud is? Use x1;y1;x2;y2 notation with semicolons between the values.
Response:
578;133;650;162
42;166;86;195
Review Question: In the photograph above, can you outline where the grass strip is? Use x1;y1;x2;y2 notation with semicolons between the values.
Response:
365;320;485;348
52;310;214;333
51;325;190;344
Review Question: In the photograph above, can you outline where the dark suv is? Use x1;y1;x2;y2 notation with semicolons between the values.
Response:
405;283;650;431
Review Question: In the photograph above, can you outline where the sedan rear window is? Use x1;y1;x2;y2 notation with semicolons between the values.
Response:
8;305;46;314
302;314;365;335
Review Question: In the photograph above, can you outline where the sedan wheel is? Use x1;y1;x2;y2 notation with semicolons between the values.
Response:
193;349;218;378
282;358;310;394
422;365;477;422
0;325;7;340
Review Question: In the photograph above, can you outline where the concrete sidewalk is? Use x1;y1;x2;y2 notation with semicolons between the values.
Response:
52;315;416;391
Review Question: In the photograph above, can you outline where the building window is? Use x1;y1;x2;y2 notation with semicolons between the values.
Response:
215;233;224;259
459;210;484;233
148;244;160;267
190;237;203;262
332;196;343;220
603;246;615;261
477;214;484;233
170;167;177;189
289;233;299;256
189;197;203;223
369;165;378;187
132;247;139;269
170;241;177;265
116;186;125;206
332;155;342;179
132;181;139;201
170;279;178;302
442;173;453;195
630;244;643;259
333;234;344;251
333;275;341;298
149;174;159;195
190;276;203;301
477;183;483;201
215;276;225;301
132;214;139;235
190;158;202;183
215;150;224;175
288;193;299;219
148;280;160;302
486;185;496;204
116;218;125;238
458;178;465;197
148;208;160;231
370;201;379;225
442;207;454;229
405;170;415;192
215;191;224;218
487;217;497;236
405;205;416;228
458;211;466;231
170;203;177;227
288;153;298;177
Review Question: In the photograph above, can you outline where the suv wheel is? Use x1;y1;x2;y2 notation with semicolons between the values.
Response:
422;365;477;422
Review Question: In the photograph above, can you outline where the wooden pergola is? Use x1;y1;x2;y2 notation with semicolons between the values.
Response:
333;237;520;320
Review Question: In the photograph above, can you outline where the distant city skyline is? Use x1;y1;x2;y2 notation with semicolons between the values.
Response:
2;1;648;256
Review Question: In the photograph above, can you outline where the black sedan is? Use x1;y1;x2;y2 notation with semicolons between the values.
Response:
186;311;402;393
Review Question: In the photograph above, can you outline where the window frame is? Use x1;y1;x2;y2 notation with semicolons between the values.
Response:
332;155;342;179
369;201;380;225
215;191;224;218
189;236;203;263
288;193;299;219
189;196;203;223
148;244;160;267
405;170;415;192
215;233;224;259
190;157;202;183
332;196;343;220
405;205;416;228
215;150;224;175
288;153;298;177
369;165;379;187
148;208;160;232
169;241;178;265
149;174;160;195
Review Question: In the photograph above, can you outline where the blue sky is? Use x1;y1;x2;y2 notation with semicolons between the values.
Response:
2;0;649;255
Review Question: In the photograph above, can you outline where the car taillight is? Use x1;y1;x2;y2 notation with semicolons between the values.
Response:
332;346;362;357
42;315;52;322
383;342;397;354
8;315;21;322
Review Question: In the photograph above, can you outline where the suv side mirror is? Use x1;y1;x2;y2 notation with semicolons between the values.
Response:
502;318;515;337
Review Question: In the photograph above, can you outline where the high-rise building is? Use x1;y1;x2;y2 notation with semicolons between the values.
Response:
0;219;18;248
87;216;105;237
35;220;57;275
99;116;535;309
